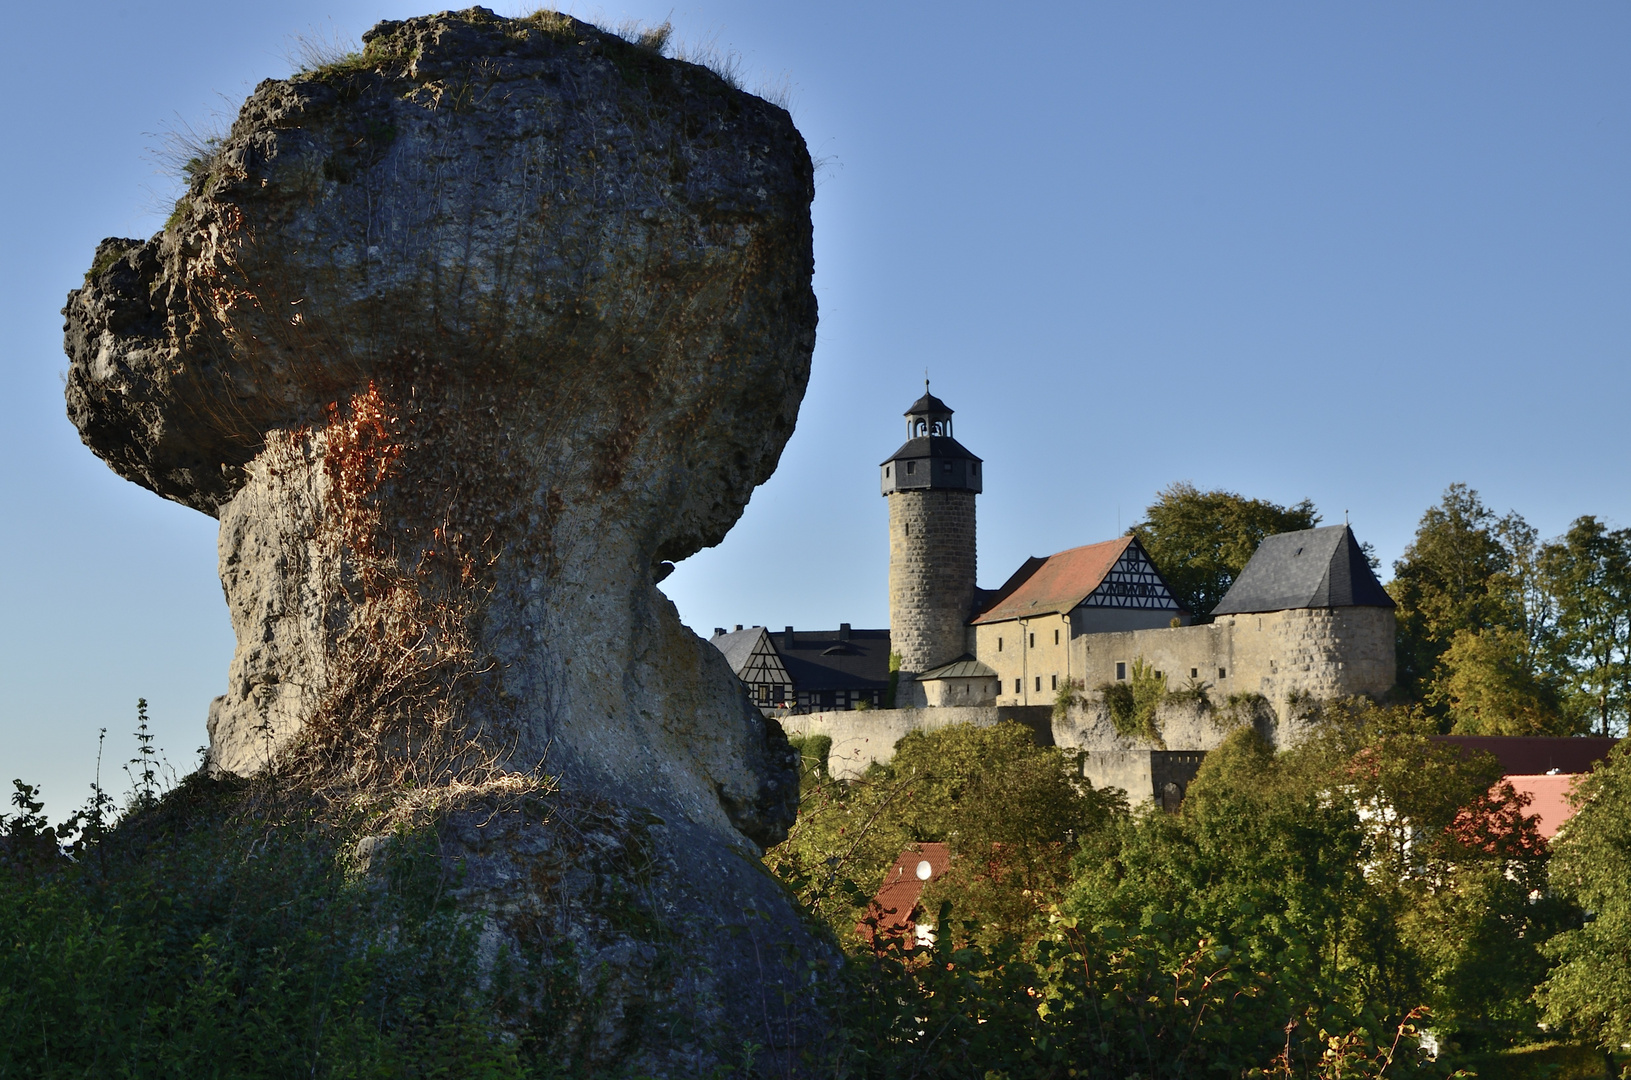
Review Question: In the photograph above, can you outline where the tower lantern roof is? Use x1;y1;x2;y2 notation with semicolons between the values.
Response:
881;382;981;495
904;383;953;419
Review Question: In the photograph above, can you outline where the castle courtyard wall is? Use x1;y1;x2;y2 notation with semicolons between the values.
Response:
1065;607;1394;711
974;607;1393;710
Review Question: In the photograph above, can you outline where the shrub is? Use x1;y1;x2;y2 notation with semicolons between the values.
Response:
1099;657;1167;743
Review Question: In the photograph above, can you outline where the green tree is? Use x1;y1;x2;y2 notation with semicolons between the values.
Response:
1388;484;1565;723
1068;703;1562;1051
1131;482;1320;621
1539;517;1631;737
1536;741;1631;1054
765;722;1118;947
1430;627;1579;736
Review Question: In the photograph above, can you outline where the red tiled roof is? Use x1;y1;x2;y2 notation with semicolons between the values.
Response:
858;842;951;941
971;537;1134;625
1430;736;1618;777
1505;773;1583;841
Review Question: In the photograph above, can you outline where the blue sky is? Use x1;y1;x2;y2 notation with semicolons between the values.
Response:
2;2;1626;817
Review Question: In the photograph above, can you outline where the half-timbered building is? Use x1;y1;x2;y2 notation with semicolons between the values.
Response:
963;536;1188;707
708;626;793;714
710;624;893;714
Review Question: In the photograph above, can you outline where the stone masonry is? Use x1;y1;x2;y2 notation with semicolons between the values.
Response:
888;488;977;676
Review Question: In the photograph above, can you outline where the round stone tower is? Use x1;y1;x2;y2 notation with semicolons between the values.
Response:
881;384;982;679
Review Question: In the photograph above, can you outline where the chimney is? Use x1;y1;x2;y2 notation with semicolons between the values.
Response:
839;622;851;641
713;627;726;638
734;624;743;632
783;626;795;650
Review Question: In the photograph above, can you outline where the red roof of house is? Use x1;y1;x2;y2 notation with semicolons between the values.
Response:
1430;736;1618;776
1505;773;1582;841
859;842;951;940
971;537;1134;625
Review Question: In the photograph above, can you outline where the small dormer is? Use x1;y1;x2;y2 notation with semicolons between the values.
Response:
881;382;983;495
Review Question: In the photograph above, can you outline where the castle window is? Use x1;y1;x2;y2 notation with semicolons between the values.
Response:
885;466;890;478
997;637;1003;652
1115;662;1126;681
1029;633;1035;648
1190;668;1198;679
1035;676;1042;692
1218;667;1227;679
942;460;952;472
971;463;977;474
905;461;916;474
904;523;910;537
1050;675;1057;690
1054;629;1060;645
1014;678;1021;694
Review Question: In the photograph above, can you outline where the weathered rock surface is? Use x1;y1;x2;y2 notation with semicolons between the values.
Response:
64;8;828;1068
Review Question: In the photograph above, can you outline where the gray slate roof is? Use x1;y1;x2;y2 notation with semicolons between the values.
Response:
879;434;982;466
710;627;768;675
1211;525;1395;616
916;655;998;681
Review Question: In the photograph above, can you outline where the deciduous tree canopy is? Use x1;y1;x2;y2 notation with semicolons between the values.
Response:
1131;482;1320;621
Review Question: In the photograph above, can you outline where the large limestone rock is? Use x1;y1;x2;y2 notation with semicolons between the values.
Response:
63;8;826;1067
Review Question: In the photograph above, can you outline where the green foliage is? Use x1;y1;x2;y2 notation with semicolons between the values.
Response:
290;31;418;81
1098;657;1168;743
1131;481;1320;621
1432;627;1578;735
1070;707;1568;1056
787;732;832;780
1537;517;1631;737
1051;676;1083;720
1390;485;1631;736
83;243;129;283
765;722;1114;948
0;774;568;1078
1390;484;1527;702
1537;741;1631;1053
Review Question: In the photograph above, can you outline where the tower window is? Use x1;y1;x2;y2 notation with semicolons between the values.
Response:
1115;662;1127;680
1014;678;1021;694
1050;675;1057;690
884;466;890;478
1218;667;1227;679
905;461;916;474
997;637;1003;652
1028;633;1034;648
1054;629;1060;645
1035;676;1042;692
904;523;910;537
971;463;978;474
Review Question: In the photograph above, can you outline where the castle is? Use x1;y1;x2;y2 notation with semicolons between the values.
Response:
725;386;1398;798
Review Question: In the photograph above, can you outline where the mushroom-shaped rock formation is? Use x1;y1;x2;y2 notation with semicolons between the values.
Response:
64;8;827;1066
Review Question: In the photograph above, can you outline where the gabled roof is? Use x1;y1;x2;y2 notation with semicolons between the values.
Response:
860;842;951;941
1503;774;1581;840
971;536;1181;624
710;626;769;674
777;628;893;692
1429;736;1618;777
1211;525;1395;616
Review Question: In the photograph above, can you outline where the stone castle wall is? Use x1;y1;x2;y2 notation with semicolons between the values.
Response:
888;489;977;675
977;606;1395;713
